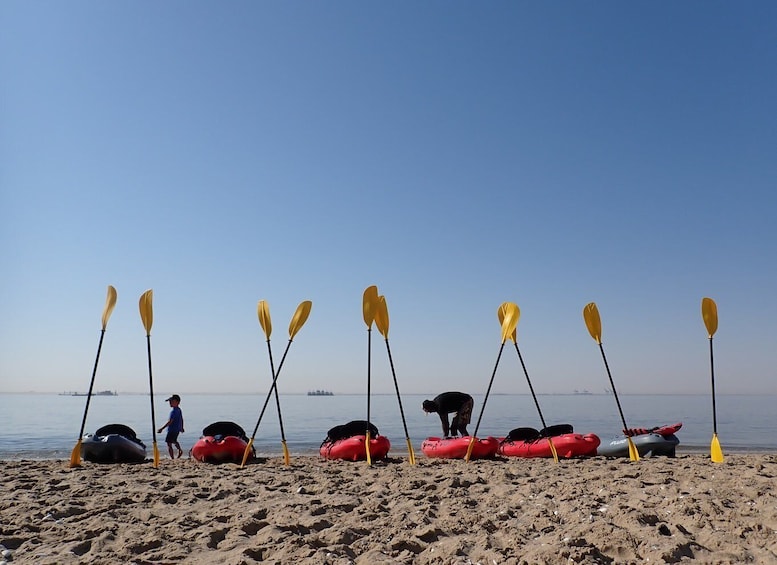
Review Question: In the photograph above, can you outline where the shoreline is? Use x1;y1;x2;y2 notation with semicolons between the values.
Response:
3;454;777;564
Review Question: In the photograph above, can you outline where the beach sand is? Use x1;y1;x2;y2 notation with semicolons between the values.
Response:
2;454;776;564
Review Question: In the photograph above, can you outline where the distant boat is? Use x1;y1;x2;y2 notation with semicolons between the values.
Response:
59;390;118;397
573;389;593;395
307;390;334;396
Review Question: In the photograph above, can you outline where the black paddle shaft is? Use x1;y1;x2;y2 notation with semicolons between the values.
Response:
513;343;548;430
709;338;718;434
598;343;630;432
77;329;107;439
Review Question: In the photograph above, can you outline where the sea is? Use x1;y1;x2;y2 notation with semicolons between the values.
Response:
2;393;775;460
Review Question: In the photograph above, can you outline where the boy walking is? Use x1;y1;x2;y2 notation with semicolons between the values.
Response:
158;394;184;458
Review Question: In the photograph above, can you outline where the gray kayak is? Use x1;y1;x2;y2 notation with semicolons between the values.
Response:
81;424;147;463
597;433;679;458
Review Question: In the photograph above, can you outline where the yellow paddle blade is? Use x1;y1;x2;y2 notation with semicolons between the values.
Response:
281;440;290;466
288;300;312;339
547;437;559;463
497;302;518;342
406;438;416;465
101;285;118;330
583;302;602;344
362;286;378;327
69;439;83;468
627;437;640;462
500;303;520;343
374;296;390;339
464;436;476;462
711;434;724;463
240;438;255;468
365;431;372;466
702;297;718;338
257;300;272;339
153;442;160;468
139;290;154;335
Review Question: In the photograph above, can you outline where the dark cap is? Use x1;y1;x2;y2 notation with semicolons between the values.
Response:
166;394;181;402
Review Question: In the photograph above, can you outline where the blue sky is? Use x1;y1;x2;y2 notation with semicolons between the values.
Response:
2;2;776;396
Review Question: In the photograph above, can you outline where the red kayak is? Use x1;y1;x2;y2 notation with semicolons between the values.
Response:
498;433;600;458
320;435;391;461
191;421;254;464
421;436;499;460
623;422;682;437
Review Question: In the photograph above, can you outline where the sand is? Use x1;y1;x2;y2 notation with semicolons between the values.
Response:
2;454;776;564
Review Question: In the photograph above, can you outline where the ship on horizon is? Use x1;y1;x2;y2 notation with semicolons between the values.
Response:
59;390;118;397
307;390;334;396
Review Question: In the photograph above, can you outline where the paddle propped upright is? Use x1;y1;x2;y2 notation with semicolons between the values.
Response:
257;300;290;465
241;300;312;468
139;289;160;468
702;297;724;463
583;302;639;462
70;285;118;468
498;302;558;463
374;293;416;465
362;286;379;465
465;302;519;462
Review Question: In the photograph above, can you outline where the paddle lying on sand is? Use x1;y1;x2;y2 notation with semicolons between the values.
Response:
583;302;639;462
702;297;724;463
257;300;291;465
139;289;160;468
498;302;559;463
466;302;520;462
70;285;118;468
362;286;379;465
241;300;312;468
374;294;416;465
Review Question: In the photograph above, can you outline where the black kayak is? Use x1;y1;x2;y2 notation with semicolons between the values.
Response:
81;424;147;463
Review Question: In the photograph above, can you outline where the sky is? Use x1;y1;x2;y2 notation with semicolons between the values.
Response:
2;2;776;396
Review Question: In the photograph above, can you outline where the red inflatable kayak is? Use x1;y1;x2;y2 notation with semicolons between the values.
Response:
421;436;499;460
498;433;600;458
191;435;253;464
191;421;254;464
320;435;391;461
623;422;682;437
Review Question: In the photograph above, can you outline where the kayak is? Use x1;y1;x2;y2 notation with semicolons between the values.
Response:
623;422;682;437
319;434;391;461
81;424;147;463
598;433;680;457
498;433;600;458
191;421;254;464
421;436;499;460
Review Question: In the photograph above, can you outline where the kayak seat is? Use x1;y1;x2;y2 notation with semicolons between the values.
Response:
541;424;574;437
202;421;249;442
94;424;145;447
505;427;541;442
324;420;380;444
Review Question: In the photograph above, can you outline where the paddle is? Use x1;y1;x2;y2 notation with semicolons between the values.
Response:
241;300;312;468
139;289;160;468
702;297;724;463
362;286;379;465
465;302;519;462
69;285;118;468
583;302;639;462
498;303;559;463
374;294;416;465
257;300;291;465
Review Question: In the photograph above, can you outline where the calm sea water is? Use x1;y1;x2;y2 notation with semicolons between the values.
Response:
2;393;775;460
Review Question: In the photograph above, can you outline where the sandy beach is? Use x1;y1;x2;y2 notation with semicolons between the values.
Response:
2;454;776;564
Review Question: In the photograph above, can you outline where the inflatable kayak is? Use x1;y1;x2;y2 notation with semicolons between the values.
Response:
598;433;680;457
191;421;254;464
320;435;391;461
81;424;147;463
421;436;499;460
499;433;600;458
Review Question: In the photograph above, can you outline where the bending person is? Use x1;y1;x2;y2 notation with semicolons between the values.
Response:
422;391;474;437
